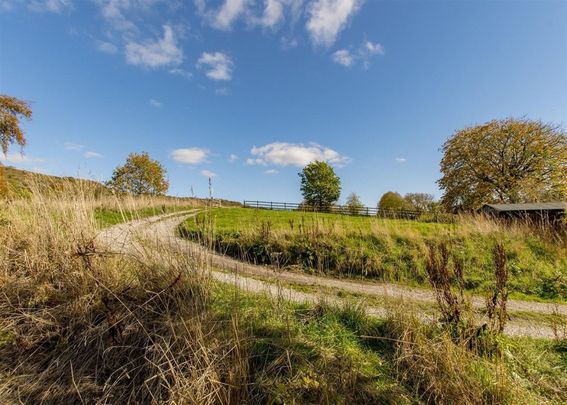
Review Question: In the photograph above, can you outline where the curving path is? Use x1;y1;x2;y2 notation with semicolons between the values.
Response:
97;210;567;339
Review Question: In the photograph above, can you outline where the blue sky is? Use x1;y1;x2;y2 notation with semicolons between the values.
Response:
1;0;565;205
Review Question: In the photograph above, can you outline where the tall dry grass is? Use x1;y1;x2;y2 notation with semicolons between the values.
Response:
0;185;248;404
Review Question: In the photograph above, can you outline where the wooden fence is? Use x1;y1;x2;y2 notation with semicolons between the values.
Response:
243;200;427;220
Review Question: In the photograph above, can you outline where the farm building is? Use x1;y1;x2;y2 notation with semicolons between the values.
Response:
481;202;566;223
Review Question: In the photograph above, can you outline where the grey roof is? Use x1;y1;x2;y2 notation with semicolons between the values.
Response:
483;202;567;212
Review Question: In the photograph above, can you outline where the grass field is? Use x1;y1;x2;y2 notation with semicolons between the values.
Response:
180;207;567;302
1;180;566;403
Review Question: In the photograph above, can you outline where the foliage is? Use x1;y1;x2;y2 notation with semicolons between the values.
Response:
299;161;341;211
438;118;567;211
107;151;169;195
378;191;412;211
0;95;33;195
0;95;32;155
345;192;364;215
404;193;436;212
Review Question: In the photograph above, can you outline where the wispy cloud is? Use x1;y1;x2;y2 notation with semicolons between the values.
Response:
250;0;286;28
96;40;118;54
28;0;72;13
196;0;248;31
264;168;279;175
84;151;103;159
149;98;162;107
171;148;209;164
229;153;239;162
306;0;363;47
125;25;183;69
98;0;138;32
169;68;192;80
0;152;46;164
197;52;233;81
332;40;384;68
246;142;349;167
64;142;84;151
201;169;217;178
395;157;407;163
331;49;353;67
196;0;302;31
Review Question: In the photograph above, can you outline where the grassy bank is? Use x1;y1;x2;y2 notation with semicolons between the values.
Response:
1;189;566;403
179;208;567;301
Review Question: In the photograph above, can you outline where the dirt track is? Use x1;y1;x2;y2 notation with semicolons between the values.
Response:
97;210;567;339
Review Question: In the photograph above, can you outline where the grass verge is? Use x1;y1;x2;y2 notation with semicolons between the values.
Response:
179;208;567;302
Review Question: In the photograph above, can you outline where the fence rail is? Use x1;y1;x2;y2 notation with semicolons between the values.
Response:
243;200;428;220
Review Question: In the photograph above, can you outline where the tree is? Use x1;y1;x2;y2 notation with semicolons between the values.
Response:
0;95;32;195
107;152;169;195
345;192;364;215
0;95;32;155
299;161;341;211
438;118;567;211
378;191;411;211
404;193;435;212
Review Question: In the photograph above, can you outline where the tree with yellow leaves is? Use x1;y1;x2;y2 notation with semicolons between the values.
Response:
0;95;33;194
107;152;169;196
438;118;566;211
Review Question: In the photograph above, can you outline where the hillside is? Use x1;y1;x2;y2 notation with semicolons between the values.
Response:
1;166;108;197
0;166;241;208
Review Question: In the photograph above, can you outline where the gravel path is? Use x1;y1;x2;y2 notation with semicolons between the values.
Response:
97;211;567;339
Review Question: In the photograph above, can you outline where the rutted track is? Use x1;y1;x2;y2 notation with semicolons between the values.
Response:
97;211;567;339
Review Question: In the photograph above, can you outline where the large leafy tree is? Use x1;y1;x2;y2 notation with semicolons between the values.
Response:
404;193;435;212
438;118;566;211
0;95;32;194
299;160;341;211
107;152;169;195
378;191;412;211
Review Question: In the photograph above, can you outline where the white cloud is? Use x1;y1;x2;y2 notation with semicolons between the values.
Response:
169;68;192;80
197;52;233;81
229;153;239;162
28;0;71;13
98;0;138;32
253;0;285;28
360;40;384;69
364;40;384;56
264;169;279;175
0;152;46;164
395;157;407;163
331;49;353;66
84;151;104;159
125;25;183;69
64;142;84;151
247;142;349;167
201;169;217;178
196;0;302;31
96;40;118;54
333;40;384;68
306;0;363;47
171;148;209;164
197;0;249;30
149;98;162;107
